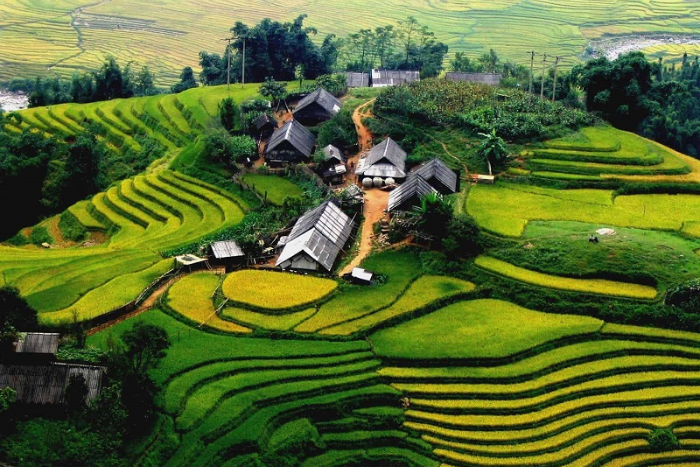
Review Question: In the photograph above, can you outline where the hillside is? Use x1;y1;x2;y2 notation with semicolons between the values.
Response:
3;0;700;83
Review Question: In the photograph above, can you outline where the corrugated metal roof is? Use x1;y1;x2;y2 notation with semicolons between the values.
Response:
0;363;106;405
293;87;343;116
16;333;59;355
351;267;373;282
388;175;438;212
210;240;245;259
322;144;343;162
253;113;273;130
411;158;458;193
265;120;316;158
355;138;407;177
277;200;354;271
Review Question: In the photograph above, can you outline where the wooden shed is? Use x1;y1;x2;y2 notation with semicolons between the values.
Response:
371;69;420;87
292;88;343;125
209;240;246;268
317;144;347;184
265;120;316;165
253;113;276;139
346;72;370;88
445;72;502;86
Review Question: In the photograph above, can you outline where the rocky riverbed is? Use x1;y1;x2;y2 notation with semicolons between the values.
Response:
0;89;29;111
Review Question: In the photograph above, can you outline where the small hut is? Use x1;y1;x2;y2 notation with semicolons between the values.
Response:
209;240;246;269
318;144;347;184
265;120;316;165
371;69;420;87
387;175;438;212
411;158;459;194
355;137;407;184
174;254;208;272
350;267;374;285
276;200;354;272
292;88;343;125
253;113;275;139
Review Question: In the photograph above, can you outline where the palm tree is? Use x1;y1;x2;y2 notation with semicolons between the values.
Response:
477;130;508;176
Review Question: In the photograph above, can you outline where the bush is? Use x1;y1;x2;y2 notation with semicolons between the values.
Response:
229;136;258;163
647;428;680;452
317;107;357;151
218;97;238;132
28;226;52;246
315;74;348;96
443;215;482;258
59;211;87;242
6;233;28;246
665;279;700;312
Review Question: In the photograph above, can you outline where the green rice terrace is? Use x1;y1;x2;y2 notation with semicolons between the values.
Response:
3;0;700;83
4;78;700;466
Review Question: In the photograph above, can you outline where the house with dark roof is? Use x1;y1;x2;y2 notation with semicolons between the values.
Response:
0;332;106;405
387;174;439;212
265;120;316;165
276;200;354;272
445;72;502;86
371;69;420;87
411;158;460;194
317;144;347;184
292;88;343;125
253;113;276;139
355;137;407;182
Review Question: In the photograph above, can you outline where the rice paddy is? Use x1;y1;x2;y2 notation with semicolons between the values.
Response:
3;1;700;84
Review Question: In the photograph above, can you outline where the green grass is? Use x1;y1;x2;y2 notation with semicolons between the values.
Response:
240;174;304;206
475;255;658;299
466;182;700;237
221;270;337;310
221;306;317;331
370;299;603;359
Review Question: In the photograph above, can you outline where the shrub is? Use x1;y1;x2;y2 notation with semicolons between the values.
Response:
647;428;680;452
228;136;258;163
443;215;482;258
6;233;28;246
317;107;357;151
58;211;87;242
665;279;700;312
28;226;52;246
218;97;238;132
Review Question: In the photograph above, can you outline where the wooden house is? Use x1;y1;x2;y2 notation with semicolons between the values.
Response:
355;137;407;183
317;144;347;184
445;72;502;86
387;174;438;212
411;158;459;194
276;200;354;272
253;113;276;139
371;69;420;87
292;88;343;125
265;120;316;165
209;240;246;269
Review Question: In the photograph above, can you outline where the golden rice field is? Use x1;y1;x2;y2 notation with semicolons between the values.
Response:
3;0;700;83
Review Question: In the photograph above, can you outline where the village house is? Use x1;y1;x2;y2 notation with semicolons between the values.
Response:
276;199;354;272
387;174;439;212
0;332;106;405
253;113;276;140
355;137;407;185
345;72;370;88
410;158;460;194
292;87;343;125
445;72;502;86
371;69;420;87
209;240;246;270
317;144;347;184
265;120;316;165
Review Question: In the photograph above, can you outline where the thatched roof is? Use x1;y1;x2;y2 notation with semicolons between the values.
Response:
265;120;316;158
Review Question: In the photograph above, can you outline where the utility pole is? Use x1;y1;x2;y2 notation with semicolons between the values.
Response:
221;37;234;88
551;56;560;102
528;51;535;103
540;53;547;100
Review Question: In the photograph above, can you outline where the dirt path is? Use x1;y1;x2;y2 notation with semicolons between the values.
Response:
340;98;388;276
340;189;389;276
85;275;178;336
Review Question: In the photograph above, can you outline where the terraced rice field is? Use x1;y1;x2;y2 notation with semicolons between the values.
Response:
467;182;700;237
0;170;248;325
240;174;304;206
3;1;700;83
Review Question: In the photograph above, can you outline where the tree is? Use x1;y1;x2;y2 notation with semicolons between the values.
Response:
118;322;170;375
443;216;482;258
397;16;419;67
478;49;501;73
258;78;287;110
218;97;238;132
0;387;15;413
171;66;198;93
228;136;258;163
374;26;396;68
93;56;132;101
451;52;476;72
647;428;681;452
65;374;88;414
477;130;508;175
0;285;39;331
134;66;157;96
60;133;105;206
409;192;453;242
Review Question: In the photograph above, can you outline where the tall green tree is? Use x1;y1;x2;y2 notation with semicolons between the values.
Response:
171;66;198;93
477;130;508;175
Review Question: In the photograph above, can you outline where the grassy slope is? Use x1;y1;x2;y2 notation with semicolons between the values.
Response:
3;1;700;83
